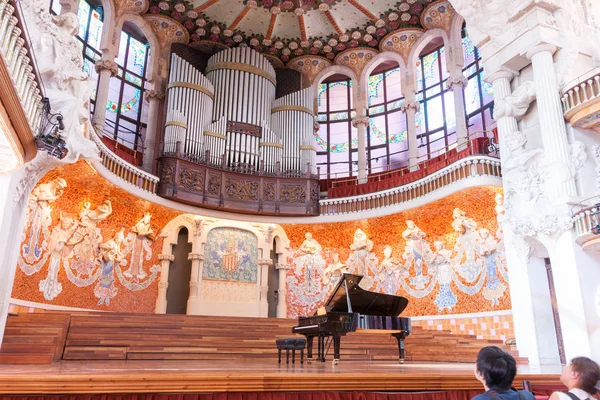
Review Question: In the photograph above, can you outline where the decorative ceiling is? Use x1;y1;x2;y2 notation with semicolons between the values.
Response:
144;0;443;64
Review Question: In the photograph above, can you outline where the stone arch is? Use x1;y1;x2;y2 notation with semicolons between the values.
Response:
114;13;161;83
360;51;406;101
448;14;466;69
159;214;197;255
97;0;117;53
407;28;451;87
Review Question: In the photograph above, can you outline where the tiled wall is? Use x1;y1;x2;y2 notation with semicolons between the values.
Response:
412;312;514;342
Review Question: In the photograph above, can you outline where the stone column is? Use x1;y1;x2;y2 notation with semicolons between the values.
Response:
526;44;577;198
276;263;290;318
446;75;469;150
186;252;203;315
401;97;420;171
92;59;118;133
486;70;517;165
142;88;165;172
351;114;369;183
155;253;174;314
257;258;272;317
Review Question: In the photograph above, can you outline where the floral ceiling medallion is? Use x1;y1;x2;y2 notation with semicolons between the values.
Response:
242;0;344;13
145;0;442;63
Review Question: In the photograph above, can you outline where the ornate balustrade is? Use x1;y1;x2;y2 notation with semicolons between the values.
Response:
0;0;44;170
88;124;159;193
319;156;501;216
157;154;320;216
572;202;600;249
561;68;600;131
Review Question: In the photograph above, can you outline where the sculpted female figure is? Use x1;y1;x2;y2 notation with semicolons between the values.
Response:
346;229;378;289
125;213;155;281
402;220;430;289
95;229;125;305
478;229;506;306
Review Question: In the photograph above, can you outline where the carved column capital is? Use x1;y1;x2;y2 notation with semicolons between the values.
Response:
188;253;203;261
144;89;165;102
94;60;119;77
189;281;199;290
158;254;175;261
351;115;369;128
445;75;468;90
158;281;169;289
400;99;420;113
276;263;292;270
258;258;273;266
526;44;557;60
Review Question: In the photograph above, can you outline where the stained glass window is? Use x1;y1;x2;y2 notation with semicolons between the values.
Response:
314;78;357;179
462;23;494;141
105;26;150;155
415;44;455;161
366;66;408;173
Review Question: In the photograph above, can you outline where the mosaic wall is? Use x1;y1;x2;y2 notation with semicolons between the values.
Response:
12;161;182;312
11;162;509;319
203;228;258;283
281;186;509;318
412;313;514;342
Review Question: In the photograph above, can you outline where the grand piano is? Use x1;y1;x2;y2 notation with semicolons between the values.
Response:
292;273;411;364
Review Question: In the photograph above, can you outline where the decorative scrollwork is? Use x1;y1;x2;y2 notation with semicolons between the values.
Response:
264;182;276;202
208;174;221;195
225;178;259;200
178;168;204;192
159;163;175;184
280;184;306;203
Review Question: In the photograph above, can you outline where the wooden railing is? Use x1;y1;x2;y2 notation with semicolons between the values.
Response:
88;123;159;193
561;67;600;118
319;155;501;215
0;0;44;164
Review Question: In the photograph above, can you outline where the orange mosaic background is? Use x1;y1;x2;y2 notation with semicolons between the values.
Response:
281;186;509;317
11;161;182;312
11;162;509;319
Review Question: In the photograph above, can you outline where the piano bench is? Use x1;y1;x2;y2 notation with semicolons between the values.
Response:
276;338;306;364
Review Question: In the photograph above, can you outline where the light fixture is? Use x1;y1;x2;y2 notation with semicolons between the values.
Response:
35;97;67;160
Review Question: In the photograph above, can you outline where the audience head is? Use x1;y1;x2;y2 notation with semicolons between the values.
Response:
561;357;600;394
475;346;517;391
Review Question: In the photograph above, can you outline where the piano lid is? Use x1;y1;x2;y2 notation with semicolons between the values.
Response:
324;274;409;317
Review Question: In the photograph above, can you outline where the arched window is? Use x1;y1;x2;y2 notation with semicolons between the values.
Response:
462;23;494;138
415;40;456;161
104;25;150;155
367;65;408;173
314;77;356;179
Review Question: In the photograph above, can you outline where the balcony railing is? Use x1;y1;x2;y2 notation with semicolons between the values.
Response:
572;198;600;249
319;155;501;216
88;123;159;193
561;67;600;130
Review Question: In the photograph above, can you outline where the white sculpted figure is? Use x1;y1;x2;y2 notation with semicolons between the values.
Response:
293;232;325;294
22;178;68;265
477;229;506;306
39;213;83;300
346;229;378;289
322;253;347;285
493;81;536;120
376;245;408;295
429;241;457;312
402;220;430;289
452;208;481;282
22;0;98;162
125;213;156;281
95;228;125;305
70;200;113;277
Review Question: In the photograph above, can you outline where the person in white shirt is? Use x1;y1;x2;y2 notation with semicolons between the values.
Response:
550;357;600;400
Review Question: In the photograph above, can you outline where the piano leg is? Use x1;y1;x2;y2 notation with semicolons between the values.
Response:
318;335;325;362
306;336;314;363
332;336;341;365
392;332;408;364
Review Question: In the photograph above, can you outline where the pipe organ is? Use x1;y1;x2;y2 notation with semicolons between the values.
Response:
162;47;315;175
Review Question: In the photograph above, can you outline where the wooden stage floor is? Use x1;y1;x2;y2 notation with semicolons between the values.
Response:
0;359;562;394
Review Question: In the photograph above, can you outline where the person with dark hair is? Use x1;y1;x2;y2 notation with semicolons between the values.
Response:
472;346;535;400
550;357;600;400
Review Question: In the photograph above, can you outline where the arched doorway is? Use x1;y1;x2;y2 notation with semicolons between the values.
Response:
166;227;192;314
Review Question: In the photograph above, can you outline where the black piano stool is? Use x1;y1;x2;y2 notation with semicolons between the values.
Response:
276;338;306;364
